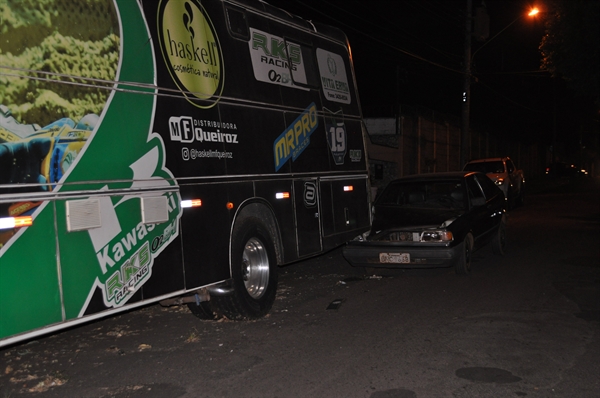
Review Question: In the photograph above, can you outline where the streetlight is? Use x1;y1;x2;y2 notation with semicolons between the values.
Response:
460;5;540;168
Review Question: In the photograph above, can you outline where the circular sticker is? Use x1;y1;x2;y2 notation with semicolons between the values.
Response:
158;0;224;108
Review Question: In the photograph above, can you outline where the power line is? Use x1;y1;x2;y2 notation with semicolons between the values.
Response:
292;0;464;74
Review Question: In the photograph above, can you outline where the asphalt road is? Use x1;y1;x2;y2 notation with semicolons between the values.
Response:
1;177;599;398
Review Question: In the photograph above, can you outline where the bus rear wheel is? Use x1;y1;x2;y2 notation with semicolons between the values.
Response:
212;218;278;320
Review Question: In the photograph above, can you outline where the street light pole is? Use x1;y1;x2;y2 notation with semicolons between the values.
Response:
460;0;472;168
460;6;540;168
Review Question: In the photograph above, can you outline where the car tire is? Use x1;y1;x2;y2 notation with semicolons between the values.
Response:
492;220;507;256
455;233;473;275
211;217;278;320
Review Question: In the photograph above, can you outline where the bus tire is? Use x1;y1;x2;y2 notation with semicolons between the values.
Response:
212;217;278;320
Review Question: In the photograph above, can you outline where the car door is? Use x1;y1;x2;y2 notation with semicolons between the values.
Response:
475;174;505;242
466;175;496;247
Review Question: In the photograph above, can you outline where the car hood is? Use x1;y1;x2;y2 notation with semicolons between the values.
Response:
371;206;464;233
486;172;506;179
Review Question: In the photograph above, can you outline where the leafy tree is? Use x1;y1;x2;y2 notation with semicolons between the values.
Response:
540;0;600;108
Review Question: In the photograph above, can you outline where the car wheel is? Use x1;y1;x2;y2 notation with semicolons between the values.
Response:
455;233;473;275
211;217;278;320
492;220;507;256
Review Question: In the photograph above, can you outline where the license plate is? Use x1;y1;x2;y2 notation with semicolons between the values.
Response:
379;252;410;264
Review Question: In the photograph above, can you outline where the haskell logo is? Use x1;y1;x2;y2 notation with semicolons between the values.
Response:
158;0;224;108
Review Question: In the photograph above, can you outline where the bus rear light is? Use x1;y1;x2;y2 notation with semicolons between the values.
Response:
226;202;234;210
344;185;354;192
0;216;33;230
276;192;290;199
181;199;202;208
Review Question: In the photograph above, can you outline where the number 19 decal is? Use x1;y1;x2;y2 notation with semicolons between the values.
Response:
328;126;346;152
326;123;347;165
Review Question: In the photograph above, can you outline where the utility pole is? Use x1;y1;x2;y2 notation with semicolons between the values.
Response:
461;0;472;168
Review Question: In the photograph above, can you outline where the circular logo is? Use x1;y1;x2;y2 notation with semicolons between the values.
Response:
158;0;224;108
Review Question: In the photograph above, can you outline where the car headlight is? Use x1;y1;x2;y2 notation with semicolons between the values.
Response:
420;230;453;242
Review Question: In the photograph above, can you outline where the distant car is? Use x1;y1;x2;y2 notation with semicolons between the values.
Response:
545;162;587;178
463;157;525;208
342;172;507;275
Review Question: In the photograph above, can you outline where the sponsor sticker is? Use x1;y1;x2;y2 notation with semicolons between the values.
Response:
317;49;351;104
158;0;224;107
249;28;307;90
273;103;318;171
324;108;347;166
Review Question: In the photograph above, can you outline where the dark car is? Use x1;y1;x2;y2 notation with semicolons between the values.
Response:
545;162;588;178
342;172;507;274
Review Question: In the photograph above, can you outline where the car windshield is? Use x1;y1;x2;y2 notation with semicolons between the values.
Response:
377;180;466;210
464;161;504;174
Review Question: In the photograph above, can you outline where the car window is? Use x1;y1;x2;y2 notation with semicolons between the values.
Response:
376;180;465;209
506;159;515;173
466;176;485;203
475;174;501;199
464;161;504;174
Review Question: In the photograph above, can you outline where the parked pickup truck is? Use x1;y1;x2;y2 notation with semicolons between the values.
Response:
463;157;525;208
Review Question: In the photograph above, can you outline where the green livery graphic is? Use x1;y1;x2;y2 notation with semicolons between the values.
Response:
0;0;181;339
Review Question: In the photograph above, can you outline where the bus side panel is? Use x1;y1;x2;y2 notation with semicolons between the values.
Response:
218;4;284;108
179;182;243;289
218;105;285;177
0;204;62;338
320;177;371;242
254;180;297;263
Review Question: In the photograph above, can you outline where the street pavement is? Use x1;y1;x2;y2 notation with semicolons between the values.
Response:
1;177;599;397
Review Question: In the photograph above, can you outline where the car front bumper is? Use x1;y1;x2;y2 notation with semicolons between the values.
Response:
342;241;462;269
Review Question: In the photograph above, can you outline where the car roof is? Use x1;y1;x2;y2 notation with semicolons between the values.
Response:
465;157;509;164
388;171;480;183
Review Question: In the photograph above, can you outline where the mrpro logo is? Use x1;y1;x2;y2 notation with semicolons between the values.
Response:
169;116;238;144
273;103;318;171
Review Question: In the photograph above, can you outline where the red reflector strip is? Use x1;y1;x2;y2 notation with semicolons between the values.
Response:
0;216;33;229
181;199;202;208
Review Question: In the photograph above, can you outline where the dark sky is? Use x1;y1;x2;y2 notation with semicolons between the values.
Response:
265;0;557;144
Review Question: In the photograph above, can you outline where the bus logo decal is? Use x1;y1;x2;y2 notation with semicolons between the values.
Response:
158;0;224;108
273;103;318;171
249;28;308;90
304;182;317;208
169;116;238;144
325;108;347;165
105;241;152;306
317;49;351;104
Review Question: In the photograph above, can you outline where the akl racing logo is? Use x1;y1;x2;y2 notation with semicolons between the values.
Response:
169;116;238;144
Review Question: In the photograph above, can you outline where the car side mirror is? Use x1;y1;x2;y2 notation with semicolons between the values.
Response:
471;197;486;207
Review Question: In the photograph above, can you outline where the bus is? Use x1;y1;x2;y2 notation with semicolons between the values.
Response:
0;0;371;347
